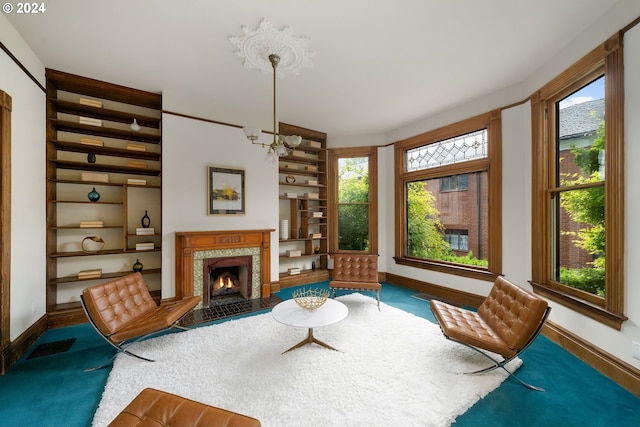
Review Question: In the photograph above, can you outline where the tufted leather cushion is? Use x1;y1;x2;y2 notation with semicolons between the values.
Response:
82;272;200;344
330;254;381;290
108;388;261;427
430;276;548;358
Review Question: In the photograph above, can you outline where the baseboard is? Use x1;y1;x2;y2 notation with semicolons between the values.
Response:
382;272;486;307
543;321;640;397
382;271;640;397
0;314;47;375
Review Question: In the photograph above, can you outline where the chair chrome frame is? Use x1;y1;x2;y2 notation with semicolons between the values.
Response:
440;306;551;391
80;295;192;371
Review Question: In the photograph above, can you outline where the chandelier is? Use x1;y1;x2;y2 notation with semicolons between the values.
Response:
231;19;312;162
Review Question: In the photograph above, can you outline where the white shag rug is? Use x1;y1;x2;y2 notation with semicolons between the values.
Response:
92;293;520;427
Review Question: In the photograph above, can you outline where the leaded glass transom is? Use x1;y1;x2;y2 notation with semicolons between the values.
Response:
406;129;488;172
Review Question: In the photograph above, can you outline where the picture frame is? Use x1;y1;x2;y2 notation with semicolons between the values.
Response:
208;166;245;215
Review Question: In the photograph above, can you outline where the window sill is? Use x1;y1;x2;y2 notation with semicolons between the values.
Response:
393;256;498;282
529;281;627;330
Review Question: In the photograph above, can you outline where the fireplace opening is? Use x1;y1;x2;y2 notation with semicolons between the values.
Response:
203;256;252;306
211;267;241;298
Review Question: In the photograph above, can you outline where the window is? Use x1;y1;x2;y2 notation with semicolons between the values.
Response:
531;33;625;329
445;230;469;252
329;147;378;254
439;174;468;192
395;111;501;280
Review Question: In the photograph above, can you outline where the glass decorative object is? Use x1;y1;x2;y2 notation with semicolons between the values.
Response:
133;259;143;272
87;187;100;202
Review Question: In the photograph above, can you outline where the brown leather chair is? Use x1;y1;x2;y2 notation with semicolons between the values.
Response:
81;272;200;371
429;276;550;390
329;254;382;310
108;387;261;427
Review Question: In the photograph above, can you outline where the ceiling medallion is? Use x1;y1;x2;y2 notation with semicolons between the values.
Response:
230;19;313;78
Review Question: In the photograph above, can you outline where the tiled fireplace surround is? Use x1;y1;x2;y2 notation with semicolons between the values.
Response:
175;230;274;308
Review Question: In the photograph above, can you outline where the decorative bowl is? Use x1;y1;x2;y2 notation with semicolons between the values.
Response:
292;287;329;311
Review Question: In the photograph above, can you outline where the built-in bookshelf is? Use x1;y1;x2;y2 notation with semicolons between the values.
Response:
278;123;329;287
45;69;162;326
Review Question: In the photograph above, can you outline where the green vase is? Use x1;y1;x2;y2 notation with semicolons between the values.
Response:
87;187;100;202
133;259;143;272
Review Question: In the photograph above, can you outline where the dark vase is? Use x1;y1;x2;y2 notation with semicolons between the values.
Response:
141;210;151;228
311;261;316;271
87;187;100;202
133;259;143;272
87;152;96;163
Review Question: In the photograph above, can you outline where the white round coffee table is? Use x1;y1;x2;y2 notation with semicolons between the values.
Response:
271;298;349;353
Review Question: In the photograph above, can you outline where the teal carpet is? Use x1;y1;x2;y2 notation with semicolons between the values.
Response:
1;282;639;427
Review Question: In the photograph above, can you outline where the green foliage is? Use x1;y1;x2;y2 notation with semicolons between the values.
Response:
559;267;605;297
406;181;451;259
559;114;605;295
337;158;369;251
437;252;489;267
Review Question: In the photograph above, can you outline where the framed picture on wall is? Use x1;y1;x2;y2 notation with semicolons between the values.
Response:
208;166;245;215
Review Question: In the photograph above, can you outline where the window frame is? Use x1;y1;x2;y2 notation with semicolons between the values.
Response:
328;146;378;255
530;32;626;330
394;110;502;281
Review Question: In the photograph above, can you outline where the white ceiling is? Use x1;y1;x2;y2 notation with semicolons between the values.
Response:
5;0;621;137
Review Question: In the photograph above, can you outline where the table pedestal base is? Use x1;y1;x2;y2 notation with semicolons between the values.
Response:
282;328;340;354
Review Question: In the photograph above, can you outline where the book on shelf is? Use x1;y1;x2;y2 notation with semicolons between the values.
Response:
127;178;147;186
306;165;318;172
305;192;319;199
286;250;301;257
80;220;104;228
310;233;322;239
291;150;305;157
136;227;155;235
285;164;299;169
307;140;322;149
136;242;155;251
306;179;318;185
79;117;103;127
126;143;146;152
288;267;301;275
312;212;323;218
128;160;148;169
81;172;109;182
79;98;103;108
80;137;104;147
78;268;102;279
285;193;298;198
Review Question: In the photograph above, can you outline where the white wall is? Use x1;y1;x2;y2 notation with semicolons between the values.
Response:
380;0;640;369
1;14;46;340
160;110;279;299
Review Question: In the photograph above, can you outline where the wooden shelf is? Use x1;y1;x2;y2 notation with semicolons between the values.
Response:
49;98;160;128
52;140;161;161
46;69;163;326
49;268;162;285
50;225;123;230
49;247;161;258
50;178;160;188
279;268;330;288
279;252;327;259
50;159;161;176
50;119;161;143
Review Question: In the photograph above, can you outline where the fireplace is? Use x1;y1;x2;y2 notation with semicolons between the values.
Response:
175;229;274;308
203;255;252;305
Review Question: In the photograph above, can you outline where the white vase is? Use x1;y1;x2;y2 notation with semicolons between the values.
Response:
280;219;289;240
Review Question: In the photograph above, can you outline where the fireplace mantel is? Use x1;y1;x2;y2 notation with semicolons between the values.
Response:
175;229;274;300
